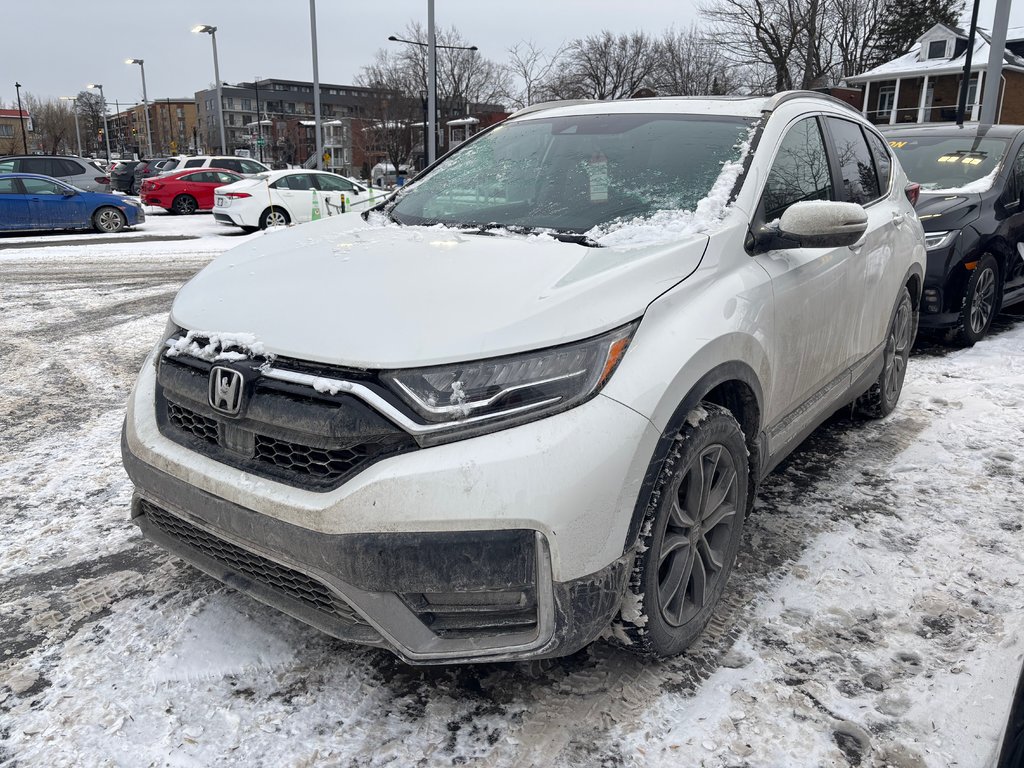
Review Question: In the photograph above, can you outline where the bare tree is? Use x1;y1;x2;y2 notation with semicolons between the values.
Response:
503;41;566;109
832;0;887;78
24;94;76;154
75;90;107;156
545;31;662;100
702;0;811;92
655;26;737;95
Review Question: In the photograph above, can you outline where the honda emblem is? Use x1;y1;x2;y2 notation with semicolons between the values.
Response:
209;366;244;416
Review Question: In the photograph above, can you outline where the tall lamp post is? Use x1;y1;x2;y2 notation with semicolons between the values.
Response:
59;96;82;156
192;24;227;153
125;59;153;157
87;83;111;162
14;81;28;154
309;0;323;170
387;26;477;165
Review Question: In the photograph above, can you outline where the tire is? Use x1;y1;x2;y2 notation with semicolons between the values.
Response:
92;206;126;233
259;207;290;229
856;287;914;419
622;403;749;657
954;254;1000;346
171;194;198;215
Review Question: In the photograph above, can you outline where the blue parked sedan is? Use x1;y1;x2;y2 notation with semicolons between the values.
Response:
0;173;144;233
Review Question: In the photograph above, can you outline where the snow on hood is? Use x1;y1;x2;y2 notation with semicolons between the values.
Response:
169;217;710;368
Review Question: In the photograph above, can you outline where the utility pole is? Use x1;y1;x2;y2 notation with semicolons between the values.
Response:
254;78;263;163
14;82;28;154
955;0;981;126
427;0;436;164
981;0;1012;124
309;0;323;170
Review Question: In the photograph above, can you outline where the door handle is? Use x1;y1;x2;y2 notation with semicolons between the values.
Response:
891;211;905;227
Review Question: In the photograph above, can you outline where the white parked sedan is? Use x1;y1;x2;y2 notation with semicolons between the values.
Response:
212;170;388;231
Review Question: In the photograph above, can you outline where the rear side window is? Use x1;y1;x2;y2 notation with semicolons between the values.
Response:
826;117;881;204
762;117;834;220
273;174;314;190
864;130;892;194
0;160;15;173
217;159;245;173
183;159;205;168
58;159;86;176
183;172;210;183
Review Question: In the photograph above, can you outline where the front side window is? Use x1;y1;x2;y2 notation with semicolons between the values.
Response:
314;174;356;192
389;113;754;234
826;118;881;204
865;130;893;193
762;117;834;220
183;159;204;168
21;177;65;195
887;135;1009;191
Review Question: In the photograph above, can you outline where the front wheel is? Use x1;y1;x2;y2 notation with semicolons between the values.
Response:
955;254;1000;346
623;403;748;657
856;287;914;419
92;206;126;233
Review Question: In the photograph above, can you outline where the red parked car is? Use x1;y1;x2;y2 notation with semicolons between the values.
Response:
140;168;243;214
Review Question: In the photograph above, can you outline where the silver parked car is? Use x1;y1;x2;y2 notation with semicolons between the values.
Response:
0;156;110;192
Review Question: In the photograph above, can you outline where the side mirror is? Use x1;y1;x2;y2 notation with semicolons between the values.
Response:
62;190;77;197
775;200;868;248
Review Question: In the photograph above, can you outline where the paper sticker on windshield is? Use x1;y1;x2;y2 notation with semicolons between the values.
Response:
587;153;609;203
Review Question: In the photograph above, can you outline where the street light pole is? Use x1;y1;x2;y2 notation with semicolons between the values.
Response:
60;96;82;156
427;0;436;164
193;25;227;153
126;59;153;157
387;26;477;166
309;0;323;170
14;82;28;154
88;83;111;162
254;78;263;163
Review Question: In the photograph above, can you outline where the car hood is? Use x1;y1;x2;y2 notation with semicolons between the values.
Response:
916;191;983;232
170;218;709;368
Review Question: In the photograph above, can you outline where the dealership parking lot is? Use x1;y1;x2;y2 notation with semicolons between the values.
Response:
1;211;1023;767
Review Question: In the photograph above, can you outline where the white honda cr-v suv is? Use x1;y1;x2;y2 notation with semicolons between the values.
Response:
122;91;926;664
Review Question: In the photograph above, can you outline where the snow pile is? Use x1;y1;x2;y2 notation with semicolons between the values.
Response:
164;330;266;362
589;129;755;248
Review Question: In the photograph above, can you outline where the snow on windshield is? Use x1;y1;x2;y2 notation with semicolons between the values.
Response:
589;127;755;247
387;113;756;245
889;136;1008;194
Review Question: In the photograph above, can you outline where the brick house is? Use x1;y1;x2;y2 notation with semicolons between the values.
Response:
0;109;36;155
846;23;1024;125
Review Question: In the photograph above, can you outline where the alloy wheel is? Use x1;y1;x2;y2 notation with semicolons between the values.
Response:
97;209;123;232
969;267;996;335
657;443;739;627
883;297;912;404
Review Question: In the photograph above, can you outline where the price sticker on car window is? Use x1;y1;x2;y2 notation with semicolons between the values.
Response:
587;152;609;203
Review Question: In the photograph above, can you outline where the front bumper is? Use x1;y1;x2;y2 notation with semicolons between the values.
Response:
122;349;658;662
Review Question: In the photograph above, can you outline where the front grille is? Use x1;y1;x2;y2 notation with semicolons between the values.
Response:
141;500;367;626
167;402;218;444
254;434;389;478
155;352;417;491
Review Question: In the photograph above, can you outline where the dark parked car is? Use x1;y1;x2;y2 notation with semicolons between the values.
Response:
882;123;1024;345
109;160;141;194
0;173;144;232
0;155;110;192
133;158;173;193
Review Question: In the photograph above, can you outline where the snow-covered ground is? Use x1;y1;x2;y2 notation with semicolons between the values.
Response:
1;211;1022;767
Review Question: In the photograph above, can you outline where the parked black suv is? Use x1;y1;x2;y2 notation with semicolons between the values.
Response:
109;160;141;194
133;158;172;193
882;123;1024;345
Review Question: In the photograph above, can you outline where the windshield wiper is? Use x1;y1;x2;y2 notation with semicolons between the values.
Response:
457;223;602;247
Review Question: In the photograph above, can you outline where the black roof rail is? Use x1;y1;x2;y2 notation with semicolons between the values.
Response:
764;90;861;115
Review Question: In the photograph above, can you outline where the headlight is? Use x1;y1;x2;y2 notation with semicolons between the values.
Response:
924;230;958;251
383;322;638;436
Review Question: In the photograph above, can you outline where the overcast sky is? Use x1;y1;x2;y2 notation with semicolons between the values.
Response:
6;0;1024;108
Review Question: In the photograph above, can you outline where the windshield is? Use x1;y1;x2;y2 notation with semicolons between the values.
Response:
389;113;755;234
887;136;1009;191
